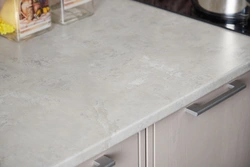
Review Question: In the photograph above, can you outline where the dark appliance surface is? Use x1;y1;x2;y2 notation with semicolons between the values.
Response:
135;0;250;36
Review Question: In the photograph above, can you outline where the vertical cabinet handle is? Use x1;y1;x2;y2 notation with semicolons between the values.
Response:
94;155;115;167
186;80;246;116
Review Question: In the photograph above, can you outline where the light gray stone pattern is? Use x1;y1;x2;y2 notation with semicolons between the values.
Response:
1;0;250;166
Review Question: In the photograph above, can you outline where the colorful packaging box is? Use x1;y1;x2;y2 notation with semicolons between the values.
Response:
0;0;51;41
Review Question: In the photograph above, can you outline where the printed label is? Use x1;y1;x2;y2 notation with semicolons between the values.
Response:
64;0;91;10
19;0;51;38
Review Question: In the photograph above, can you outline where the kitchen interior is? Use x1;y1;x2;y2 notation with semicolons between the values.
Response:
1;0;250;167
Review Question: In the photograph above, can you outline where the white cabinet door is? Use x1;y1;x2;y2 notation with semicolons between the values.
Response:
78;131;146;167
153;71;250;167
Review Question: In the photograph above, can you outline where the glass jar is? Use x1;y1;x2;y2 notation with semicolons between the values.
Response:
50;0;94;25
0;0;52;41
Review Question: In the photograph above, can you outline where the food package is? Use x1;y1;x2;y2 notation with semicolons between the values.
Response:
0;0;16;35
0;0;16;26
0;0;52;41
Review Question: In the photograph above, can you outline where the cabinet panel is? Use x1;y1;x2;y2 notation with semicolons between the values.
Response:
78;131;145;167
154;71;250;167
146;126;155;167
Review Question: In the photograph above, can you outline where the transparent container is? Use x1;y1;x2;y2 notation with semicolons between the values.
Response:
0;0;52;42
50;0;94;25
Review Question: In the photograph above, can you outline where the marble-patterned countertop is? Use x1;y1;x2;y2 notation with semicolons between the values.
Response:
1;0;250;166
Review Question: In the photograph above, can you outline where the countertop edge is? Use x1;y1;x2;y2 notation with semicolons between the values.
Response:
52;62;250;167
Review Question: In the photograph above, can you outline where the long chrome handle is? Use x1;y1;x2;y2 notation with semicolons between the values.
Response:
94;156;115;167
186;80;246;116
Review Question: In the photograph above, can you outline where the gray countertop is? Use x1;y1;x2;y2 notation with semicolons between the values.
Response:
1;0;250;166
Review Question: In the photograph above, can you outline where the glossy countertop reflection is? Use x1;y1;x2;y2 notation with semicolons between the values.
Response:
1;0;250;167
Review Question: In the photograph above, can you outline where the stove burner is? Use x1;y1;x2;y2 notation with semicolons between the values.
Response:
135;0;250;36
191;6;248;25
191;0;249;24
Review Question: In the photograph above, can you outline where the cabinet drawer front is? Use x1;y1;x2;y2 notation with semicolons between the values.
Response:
154;71;250;167
77;133;141;167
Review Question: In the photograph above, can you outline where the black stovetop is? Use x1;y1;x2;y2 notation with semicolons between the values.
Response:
135;0;250;36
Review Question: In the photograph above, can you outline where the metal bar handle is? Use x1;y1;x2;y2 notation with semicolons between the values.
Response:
186;80;246;116
94;155;115;167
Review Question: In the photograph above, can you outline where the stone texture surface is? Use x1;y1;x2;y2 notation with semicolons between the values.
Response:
1;0;250;166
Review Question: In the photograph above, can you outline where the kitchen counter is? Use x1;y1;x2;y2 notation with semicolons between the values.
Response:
1;0;250;166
